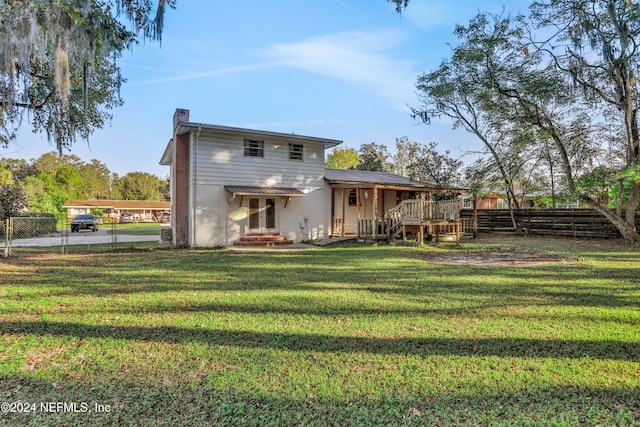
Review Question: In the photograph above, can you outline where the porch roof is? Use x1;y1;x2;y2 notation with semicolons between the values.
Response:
224;186;306;197
324;169;431;188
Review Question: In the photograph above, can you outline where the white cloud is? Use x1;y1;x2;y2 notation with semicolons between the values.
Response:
262;31;419;110
128;62;284;87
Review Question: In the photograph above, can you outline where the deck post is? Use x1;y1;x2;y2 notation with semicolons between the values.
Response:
473;196;478;237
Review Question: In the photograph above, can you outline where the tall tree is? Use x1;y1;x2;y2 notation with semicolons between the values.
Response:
0;0;174;152
325;147;360;170
22;172;66;214
407;142;463;188
0;165;13;185
79;159;111;199
0;184;26;220
116;171;167;200
415;11;640;241
55;164;83;199
413;16;532;228
531;0;640;239
357;142;392;172
0;158;33;181
392;137;420;178
32;152;81;176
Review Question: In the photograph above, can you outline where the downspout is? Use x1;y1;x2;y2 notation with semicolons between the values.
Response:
191;127;201;246
226;193;235;246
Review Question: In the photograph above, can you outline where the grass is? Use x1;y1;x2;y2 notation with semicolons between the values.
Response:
0;235;638;426
106;223;163;235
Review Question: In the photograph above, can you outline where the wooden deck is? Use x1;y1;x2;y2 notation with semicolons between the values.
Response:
333;199;474;243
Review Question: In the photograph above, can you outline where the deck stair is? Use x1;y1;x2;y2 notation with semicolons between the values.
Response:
234;233;293;247
385;199;463;242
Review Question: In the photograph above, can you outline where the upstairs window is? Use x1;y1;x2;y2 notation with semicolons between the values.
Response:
288;143;304;161
244;139;264;157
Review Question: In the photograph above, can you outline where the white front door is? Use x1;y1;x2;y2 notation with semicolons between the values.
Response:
247;198;277;234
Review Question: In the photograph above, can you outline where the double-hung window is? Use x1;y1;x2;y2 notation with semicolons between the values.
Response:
288;143;304;161
244;139;264;157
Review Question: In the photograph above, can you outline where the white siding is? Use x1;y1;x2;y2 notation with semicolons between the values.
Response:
188;129;331;246
278;188;330;242
193;132;325;190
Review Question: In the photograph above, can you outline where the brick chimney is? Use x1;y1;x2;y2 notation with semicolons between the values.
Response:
171;108;190;247
173;108;190;132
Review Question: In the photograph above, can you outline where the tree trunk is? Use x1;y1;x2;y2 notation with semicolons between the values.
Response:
581;197;640;243
616;178;624;217
507;207;519;233
624;180;640;230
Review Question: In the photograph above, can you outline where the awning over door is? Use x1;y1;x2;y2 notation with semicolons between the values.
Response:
224;186;306;197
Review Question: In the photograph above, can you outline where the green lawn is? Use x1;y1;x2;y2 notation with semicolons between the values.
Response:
0;236;638;426
107;223;163;235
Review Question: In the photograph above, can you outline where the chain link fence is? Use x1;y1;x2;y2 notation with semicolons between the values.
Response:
2;216;170;257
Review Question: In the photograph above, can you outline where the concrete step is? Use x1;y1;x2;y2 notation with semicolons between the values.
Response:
234;239;293;247
234;234;293;246
238;235;288;242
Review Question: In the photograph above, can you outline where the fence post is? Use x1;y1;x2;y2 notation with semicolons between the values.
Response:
4;218;11;257
3;218;7;258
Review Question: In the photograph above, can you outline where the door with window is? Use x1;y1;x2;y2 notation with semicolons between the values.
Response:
247;198;277;234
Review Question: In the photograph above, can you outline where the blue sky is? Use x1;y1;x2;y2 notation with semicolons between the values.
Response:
3;0;532;177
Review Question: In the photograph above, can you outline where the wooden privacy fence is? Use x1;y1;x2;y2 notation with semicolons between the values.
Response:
461;209;640;239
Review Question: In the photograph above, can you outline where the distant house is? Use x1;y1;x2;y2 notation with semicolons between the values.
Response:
63;199;170;222
461;190;536;210
160;108;467;247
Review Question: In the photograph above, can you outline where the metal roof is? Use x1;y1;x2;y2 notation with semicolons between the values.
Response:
324;169;432;187
224;186;306;197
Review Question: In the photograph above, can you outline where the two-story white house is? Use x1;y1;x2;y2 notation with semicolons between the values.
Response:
159;109;342;247
160;109;468;247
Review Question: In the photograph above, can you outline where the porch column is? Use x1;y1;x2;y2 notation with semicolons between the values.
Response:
372;186;378;239
356;189;361;238
341;188;346;237
331;188;335;236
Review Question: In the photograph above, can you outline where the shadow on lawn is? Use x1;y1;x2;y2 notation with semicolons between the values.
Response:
0;373;638;427
2;320;638;361
3;249;639;312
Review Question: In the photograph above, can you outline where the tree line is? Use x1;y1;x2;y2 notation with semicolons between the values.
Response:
0;152;169;219
325;137;588;209
325;139;463;189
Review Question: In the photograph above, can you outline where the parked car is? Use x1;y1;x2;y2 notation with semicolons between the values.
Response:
158;212;170;223
93;215;104;225
119;212;134;223
71;214;98;232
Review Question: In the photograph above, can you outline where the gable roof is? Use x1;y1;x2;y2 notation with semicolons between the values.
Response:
160;123;342;166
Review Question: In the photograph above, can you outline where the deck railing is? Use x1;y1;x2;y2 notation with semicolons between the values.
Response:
332;199;464;239
387;199;459;223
